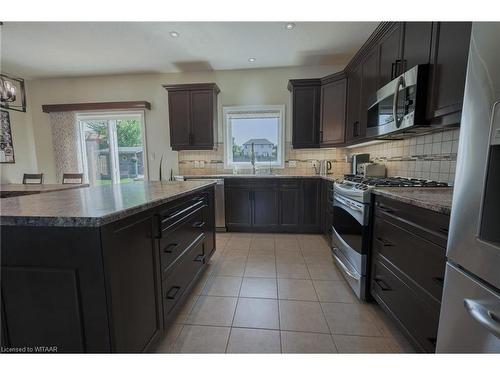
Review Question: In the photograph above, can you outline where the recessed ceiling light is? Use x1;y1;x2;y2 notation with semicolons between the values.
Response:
285;23;296;30
248;57;256;62
169;31;180;38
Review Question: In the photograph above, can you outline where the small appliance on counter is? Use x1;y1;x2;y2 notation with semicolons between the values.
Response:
350;153;370;176
357;162;386;177
319;160;332;176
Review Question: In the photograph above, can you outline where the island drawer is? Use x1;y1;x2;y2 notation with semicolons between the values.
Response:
372;217;446;302
158;195;207;234
162;234;206;316
159;206;206;279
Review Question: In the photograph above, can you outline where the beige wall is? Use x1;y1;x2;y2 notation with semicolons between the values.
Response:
27;65;342;183
0;81;38;183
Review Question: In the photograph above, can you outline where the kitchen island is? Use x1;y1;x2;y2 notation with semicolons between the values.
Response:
0;180;216;353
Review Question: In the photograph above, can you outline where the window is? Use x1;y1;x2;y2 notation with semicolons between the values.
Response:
78;111;148;185
223;105;285;168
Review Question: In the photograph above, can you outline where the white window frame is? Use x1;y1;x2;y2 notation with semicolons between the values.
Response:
223;105;285;169
77;110;148;184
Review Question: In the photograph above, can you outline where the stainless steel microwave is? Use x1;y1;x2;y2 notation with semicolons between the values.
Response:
366;64;429;139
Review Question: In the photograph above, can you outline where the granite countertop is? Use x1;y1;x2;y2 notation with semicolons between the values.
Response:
0;180;216;227
178;174;338;182
372;187;454;215
0;183;89;193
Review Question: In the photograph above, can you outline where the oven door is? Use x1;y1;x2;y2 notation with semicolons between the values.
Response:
332;194;369;271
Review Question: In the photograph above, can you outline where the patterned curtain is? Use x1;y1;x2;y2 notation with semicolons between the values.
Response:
49;111;82;183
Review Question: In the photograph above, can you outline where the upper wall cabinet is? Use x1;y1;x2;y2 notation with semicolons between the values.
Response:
320;73;347;147
378;23;403;87
426;22;472;126
163;83;220;150
288;79;322;149
401;22;433;72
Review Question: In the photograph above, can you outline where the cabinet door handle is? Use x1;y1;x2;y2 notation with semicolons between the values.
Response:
163;242;180;253
192;221;206;228
374;278;392;291
166;286;181;300
194;254;206;263
391;62;396;80
376;237;394;247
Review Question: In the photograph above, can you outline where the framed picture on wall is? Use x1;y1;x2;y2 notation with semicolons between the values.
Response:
0;74;27;113
0;110;15;163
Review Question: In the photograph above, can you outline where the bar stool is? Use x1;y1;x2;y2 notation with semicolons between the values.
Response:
22;173;44;184
62;173;84;184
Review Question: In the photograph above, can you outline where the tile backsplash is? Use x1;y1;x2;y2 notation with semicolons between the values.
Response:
178;128;460;185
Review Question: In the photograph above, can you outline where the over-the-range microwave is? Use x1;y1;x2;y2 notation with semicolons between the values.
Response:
366;64;430;139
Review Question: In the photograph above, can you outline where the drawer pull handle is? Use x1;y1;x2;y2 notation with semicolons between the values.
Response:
194;254;206;263
377;204;394;214
376;237;394;247
163;243;180;253
192;221;206;229
438;227;449;235
166;286;181;300
374;278;392;291
432;276;444;286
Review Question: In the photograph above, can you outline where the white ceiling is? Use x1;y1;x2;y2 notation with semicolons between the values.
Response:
1;22;378;79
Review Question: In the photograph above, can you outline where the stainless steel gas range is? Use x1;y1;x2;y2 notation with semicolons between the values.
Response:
331;176;448;300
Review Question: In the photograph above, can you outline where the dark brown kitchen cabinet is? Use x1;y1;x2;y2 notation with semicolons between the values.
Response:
345;63;363;143
360;46;380;128
163;83;220;150
288;79;322;149
401;22;433;72
320;179;334;240
378;23;403;87
225;178;320;233
427;22;472;126
370;194;449;353
320;73;347;146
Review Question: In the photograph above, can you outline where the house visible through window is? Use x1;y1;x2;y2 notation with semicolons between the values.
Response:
224;105;285;168
78;112;147;185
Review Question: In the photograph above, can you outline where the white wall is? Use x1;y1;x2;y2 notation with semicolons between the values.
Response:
27;65;342;183
0;81;38;183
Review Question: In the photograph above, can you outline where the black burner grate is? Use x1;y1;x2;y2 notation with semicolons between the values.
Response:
344;176;448;187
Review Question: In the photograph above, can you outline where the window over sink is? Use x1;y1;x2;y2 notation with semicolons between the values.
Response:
223;105;285;169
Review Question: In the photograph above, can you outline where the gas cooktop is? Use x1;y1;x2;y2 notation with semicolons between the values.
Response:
343;176;449;188
335;176;449;203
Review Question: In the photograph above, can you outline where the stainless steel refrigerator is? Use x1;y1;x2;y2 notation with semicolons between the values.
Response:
436;22;500;353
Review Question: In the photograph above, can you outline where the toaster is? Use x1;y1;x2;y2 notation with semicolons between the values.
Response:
357;163;386;177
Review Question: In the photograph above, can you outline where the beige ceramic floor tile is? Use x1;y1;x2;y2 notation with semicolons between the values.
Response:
216;232;232;240
226;238;251;251
172;325;230;353
275;238;300;251
201;276;242;297
276;249;305;264
279;300;330;333
216;260;246;277
185;296;237;326
250;239;275;252
307;263;343;281
239;277;278;299
244;261;277;278
226;328;281;353
278;278;318;301
233;298;279;329
173;292;200;324
248;251;275;262
281;331;337;353
313;280;358;303
321;302;382;336
302;251;333;265
222;250;249;262
155;324;184;353
276;262;310;279
333;335;399;353
189;271;211;295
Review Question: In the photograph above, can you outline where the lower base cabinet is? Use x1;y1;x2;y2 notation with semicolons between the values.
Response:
370;195;449;353
225;178;321;233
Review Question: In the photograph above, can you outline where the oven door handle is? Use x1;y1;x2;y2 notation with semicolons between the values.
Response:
332;249;361;281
